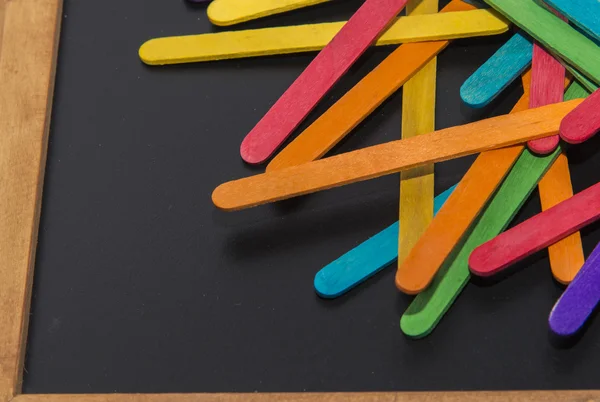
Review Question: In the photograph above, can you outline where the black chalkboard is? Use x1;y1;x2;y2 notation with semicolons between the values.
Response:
23;0;600;394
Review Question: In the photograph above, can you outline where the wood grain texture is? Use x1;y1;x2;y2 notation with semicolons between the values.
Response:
314;186;455;298
401;148;560;337
237;5;508;163
0;0;63;399
469;180;600;277
398;0;438;267
538;153;584;284
139;9;509;66
549;240;600;337
483;0;600;85
11;391;600;402
207;0;331;26
560;88;600;144
212;100;581;211
460;32;532;108
543;0;600;43
527;38;566;153
396;70;527;294
240;0;410;164
266;0;476;172
566;64;599;93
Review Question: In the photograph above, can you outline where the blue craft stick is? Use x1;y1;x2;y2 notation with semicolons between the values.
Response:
460;32;533;108
543;0;600;43
314;185;456;299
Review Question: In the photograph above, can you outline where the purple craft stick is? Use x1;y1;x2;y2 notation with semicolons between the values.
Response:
549;240;600;337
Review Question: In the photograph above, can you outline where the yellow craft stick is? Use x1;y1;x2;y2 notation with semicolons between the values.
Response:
212;100;583;211
208;0;331;26
398;0;438;266
139;10;509;65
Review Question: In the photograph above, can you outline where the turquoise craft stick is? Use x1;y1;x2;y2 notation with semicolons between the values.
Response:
460;32;533;108
484;0;600;85
542;0;600;43
314;185;456;298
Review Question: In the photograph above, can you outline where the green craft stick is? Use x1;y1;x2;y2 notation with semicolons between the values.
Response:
565;80;593;99
484;0;600;85
564;64;599;93
401;148;561;338
401;83;589;339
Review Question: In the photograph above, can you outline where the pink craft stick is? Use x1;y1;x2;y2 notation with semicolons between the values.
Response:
560;87;600;144
469;181;600;277
239;0;409;164
527;10;566;154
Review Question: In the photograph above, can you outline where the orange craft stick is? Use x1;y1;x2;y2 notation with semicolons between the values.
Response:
395;82;529;293
212;99;582;212
537;153;584;284
395;73;579;293
266;0;475;172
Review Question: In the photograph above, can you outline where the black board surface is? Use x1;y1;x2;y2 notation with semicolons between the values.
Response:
23;0;600;394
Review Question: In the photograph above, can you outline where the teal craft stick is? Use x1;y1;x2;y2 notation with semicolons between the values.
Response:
314;185;456;299
460;32;533;108
542;0;600;43
484;0;600;85
400;148;561;338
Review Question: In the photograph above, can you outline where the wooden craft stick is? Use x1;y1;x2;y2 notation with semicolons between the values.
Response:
266;0;477;172
470;181;600;277
564;63;599;93
314;186;455;298
239;0;416;164
538;153;584;284
394;79;530;294
549;240;600;337
139;10;509;66
460;32;532;108
542;0;600;43
527;40;566;153
212;100;581;211
207;0;330;26
560;88;600;144
483;0;600;85
398;0;438;267
401;148;560;338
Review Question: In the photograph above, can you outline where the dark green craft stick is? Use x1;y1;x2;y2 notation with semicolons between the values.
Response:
401;148;561;338
484;0;600;85
564;64;599;93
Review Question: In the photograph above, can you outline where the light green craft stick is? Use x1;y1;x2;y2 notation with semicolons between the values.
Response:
401;148;560;338
484;0;600;85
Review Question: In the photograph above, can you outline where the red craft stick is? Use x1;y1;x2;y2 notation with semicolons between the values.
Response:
469;181;600;277
527;48;565;153
239;0;409;164
560;88;600;144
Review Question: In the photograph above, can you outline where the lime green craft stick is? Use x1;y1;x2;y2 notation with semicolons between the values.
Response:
400;148;561;338
483;0;600;85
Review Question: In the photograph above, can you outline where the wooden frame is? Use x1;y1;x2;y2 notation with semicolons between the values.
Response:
0;0;598;401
